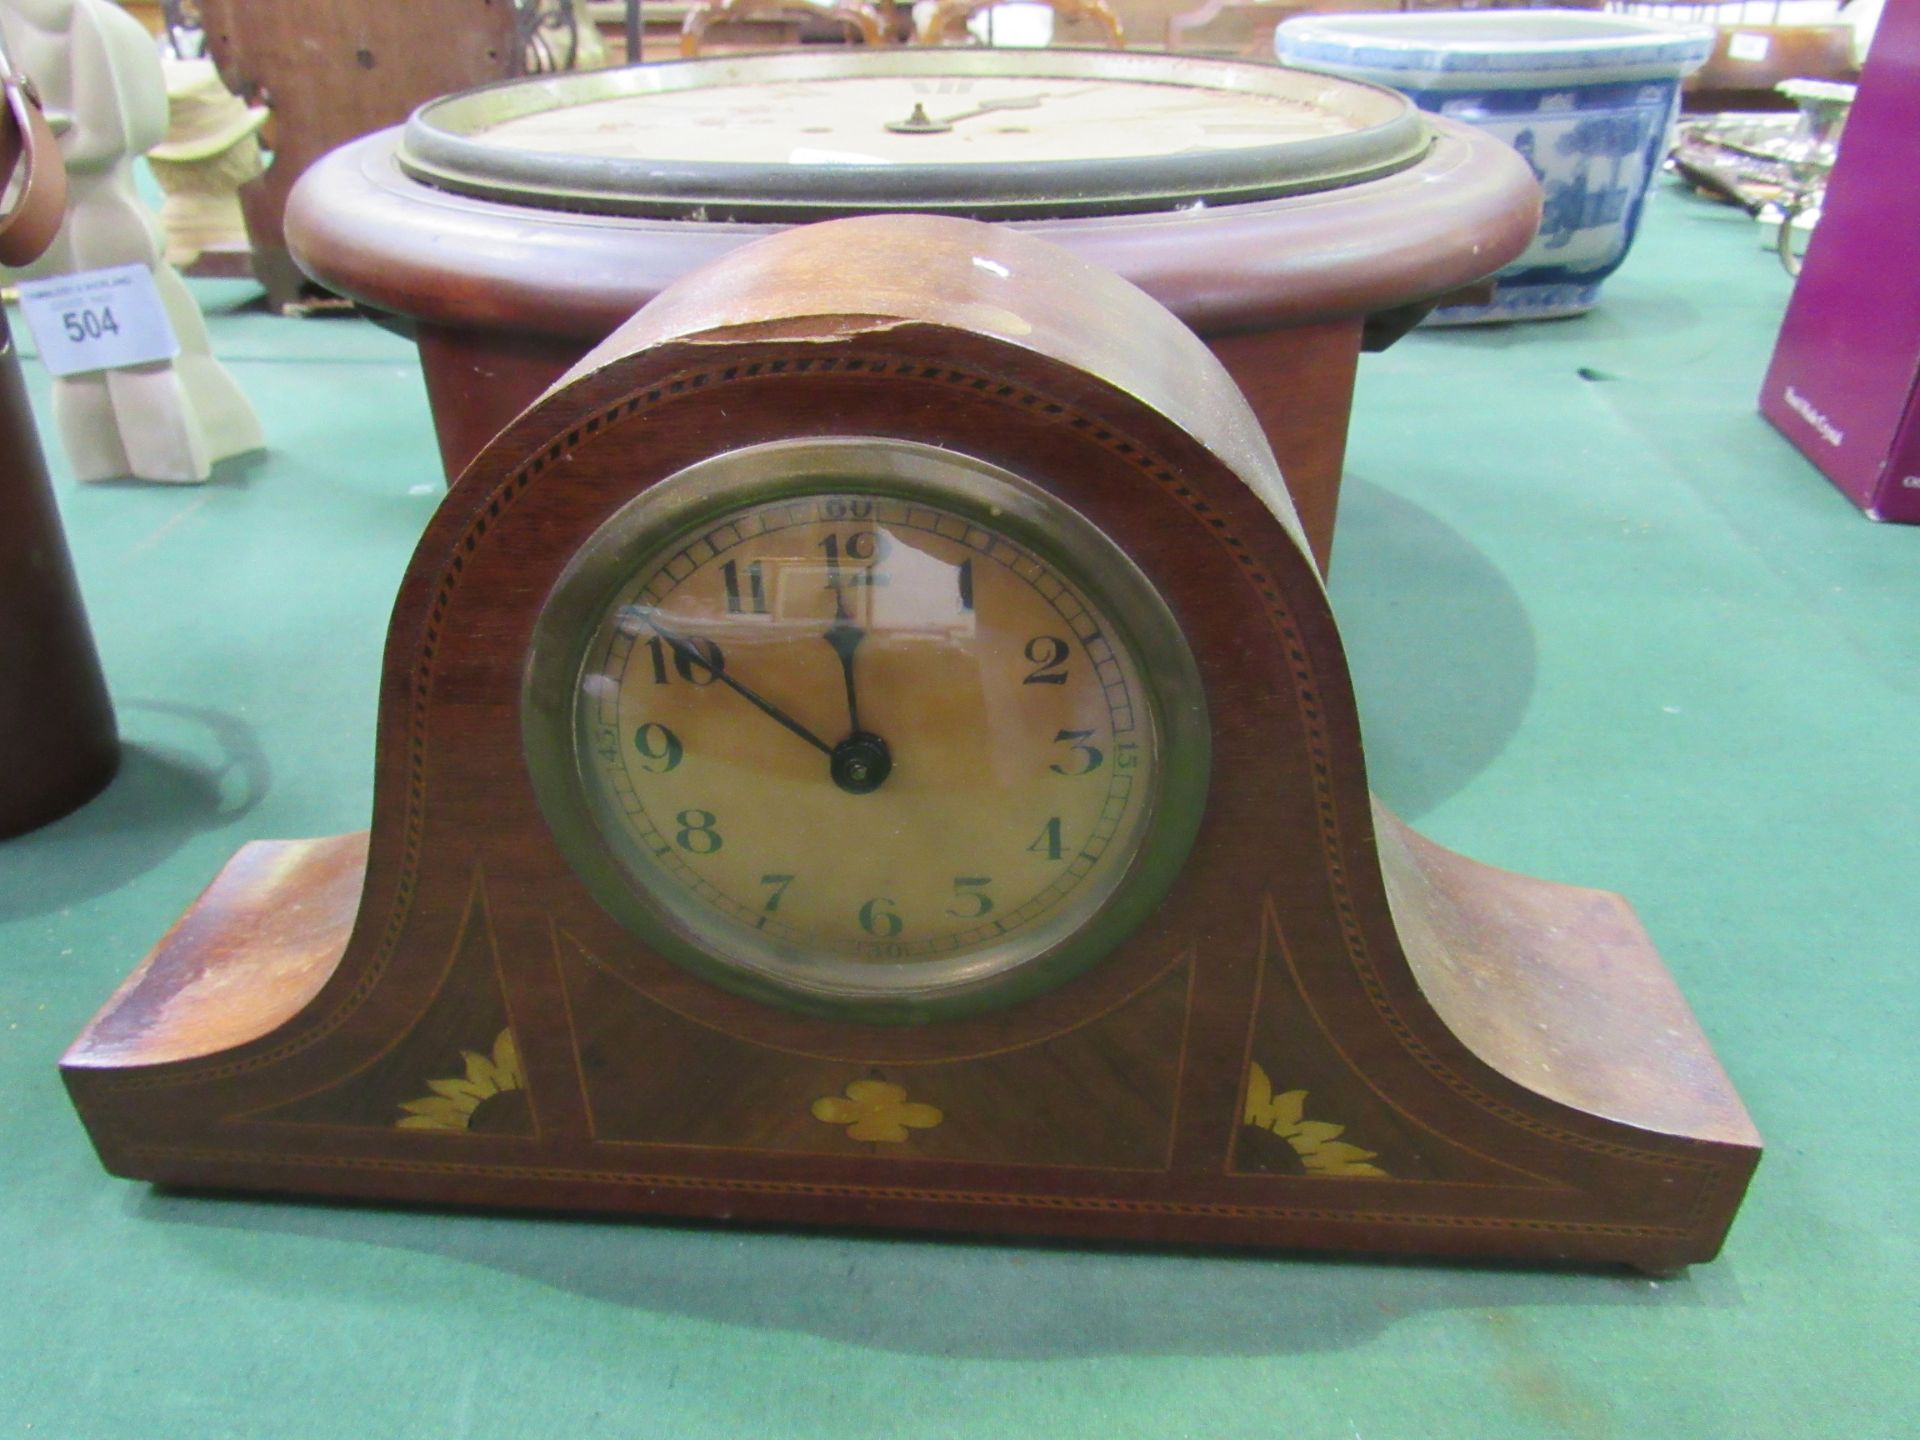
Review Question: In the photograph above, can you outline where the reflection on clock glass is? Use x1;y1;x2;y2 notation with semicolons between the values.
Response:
480;75;1365;167
573;491;1159;968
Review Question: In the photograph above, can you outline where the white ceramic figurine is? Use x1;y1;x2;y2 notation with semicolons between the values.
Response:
1;0;261;482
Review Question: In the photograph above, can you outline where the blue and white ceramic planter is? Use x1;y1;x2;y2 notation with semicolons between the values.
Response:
1277;10;1714;322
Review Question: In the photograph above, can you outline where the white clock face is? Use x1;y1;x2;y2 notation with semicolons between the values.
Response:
479;74;1367;168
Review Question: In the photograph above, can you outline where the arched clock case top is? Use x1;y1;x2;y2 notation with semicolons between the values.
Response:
61;215;1758;1271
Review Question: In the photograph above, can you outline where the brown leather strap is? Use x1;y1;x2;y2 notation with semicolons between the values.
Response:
0;65;68;267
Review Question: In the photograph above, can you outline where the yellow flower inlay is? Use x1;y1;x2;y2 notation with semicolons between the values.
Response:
1243;1062;1389;1177
396;1029;524;1131
811;1079;943;1143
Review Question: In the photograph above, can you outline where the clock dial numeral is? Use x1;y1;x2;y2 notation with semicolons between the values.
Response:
1027;817;1065;861
947;876;994;919
821;497;873;520
633;722;684;773
858;897;903;938
1023;635;1070;685
646;634;725;685
957;556;974;613
721;559;768;615
760;873;796;912
1049;729;1103;775
674;809;724;855
818;530;891;588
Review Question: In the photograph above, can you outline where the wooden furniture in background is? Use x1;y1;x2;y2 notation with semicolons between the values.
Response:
681;0;888;55
194;0;519;310
1603;1;1861;110
61;215;1760;1269
2;0;262;482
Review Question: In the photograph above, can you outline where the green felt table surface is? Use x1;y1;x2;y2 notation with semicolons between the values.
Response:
2;185;1914;1439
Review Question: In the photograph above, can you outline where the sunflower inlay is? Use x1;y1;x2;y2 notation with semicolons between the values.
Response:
811;1080;943;1143
1243;1062;1388;1177
396;1029;525;1132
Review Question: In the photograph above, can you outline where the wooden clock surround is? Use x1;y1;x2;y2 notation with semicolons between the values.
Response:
62;217;1758;1270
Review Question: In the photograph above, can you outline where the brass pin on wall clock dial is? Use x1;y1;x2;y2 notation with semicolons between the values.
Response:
62;215;1757;1273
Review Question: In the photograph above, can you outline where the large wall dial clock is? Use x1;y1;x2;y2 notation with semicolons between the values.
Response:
393;50;1427;218
286;49;1542;569
63;216;1758;1271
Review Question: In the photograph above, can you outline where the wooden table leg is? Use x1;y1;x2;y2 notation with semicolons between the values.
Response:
1204;318;1362;575
417;325;581;484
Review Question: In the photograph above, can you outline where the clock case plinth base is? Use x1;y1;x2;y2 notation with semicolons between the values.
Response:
61;216;1758;1272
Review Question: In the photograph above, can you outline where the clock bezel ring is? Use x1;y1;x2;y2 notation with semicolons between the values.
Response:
398;48;1432;223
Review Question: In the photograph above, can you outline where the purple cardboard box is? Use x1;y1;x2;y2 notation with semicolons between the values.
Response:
1760;0;1920;524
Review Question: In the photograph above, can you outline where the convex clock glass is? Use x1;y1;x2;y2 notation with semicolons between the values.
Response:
525;440;1210;1022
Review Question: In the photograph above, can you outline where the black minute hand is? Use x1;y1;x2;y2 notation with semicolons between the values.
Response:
641;612;833;757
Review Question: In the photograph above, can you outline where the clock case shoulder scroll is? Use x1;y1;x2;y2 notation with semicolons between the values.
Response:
60;215;1757;1271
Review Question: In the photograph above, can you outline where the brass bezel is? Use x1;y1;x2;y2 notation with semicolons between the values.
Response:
399;49;1431;222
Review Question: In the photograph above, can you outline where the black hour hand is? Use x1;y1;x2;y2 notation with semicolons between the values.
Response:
823;586;866;735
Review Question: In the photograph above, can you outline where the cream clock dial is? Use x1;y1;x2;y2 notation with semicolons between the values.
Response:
525;439;1209;1021
478;74;1363;167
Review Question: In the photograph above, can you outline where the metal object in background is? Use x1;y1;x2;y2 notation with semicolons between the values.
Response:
525;0;624;71
1669;77;1856;275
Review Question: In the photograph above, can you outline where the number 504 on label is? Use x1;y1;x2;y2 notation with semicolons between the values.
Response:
14;264;181;378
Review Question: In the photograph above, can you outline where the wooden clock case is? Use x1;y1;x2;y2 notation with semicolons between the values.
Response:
62;216;1759;1271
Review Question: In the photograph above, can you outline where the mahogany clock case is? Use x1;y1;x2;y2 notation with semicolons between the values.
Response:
61;216;1758;1272
285;50;1542;570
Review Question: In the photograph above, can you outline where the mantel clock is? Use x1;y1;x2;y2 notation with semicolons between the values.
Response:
62;216;1759;1271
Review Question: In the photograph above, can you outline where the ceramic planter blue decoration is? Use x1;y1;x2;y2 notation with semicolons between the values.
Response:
1277;9;1714;323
